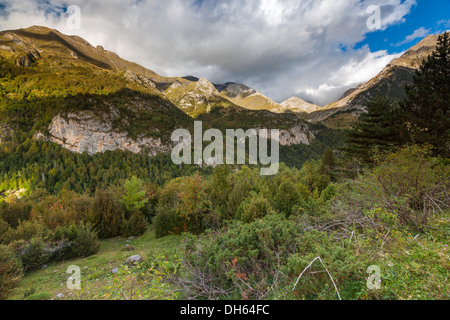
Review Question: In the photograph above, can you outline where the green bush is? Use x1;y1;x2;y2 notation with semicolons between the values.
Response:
72;225;100;258
179;214;302;299
120;209;148;237
0;244;24;298
91;188;125;239
0;201;31;229
337;145;450;230
236;191;273;223
152;178;185;238
153;203;183;238
19;238;48;272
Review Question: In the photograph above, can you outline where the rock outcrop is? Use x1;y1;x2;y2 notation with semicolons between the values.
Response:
43;111;170;156
280;97;322;114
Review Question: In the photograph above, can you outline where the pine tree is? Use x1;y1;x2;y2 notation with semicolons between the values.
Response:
319;147;336;179
344;95;403;163
400;32;450;157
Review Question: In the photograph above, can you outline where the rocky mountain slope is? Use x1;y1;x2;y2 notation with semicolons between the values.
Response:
215;82;283;113
308;34;441;126
280;97;322;114
164;78;237;118
0;26;322;157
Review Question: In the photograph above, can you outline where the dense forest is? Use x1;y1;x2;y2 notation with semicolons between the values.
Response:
0;33;449;301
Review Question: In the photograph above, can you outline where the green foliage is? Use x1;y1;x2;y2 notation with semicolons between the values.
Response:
120;209;148;237
236;191;273;223
400;32;450;157
344;95;404;164
180;214;302;300
91;188;125;239
336;145;449;230
120;176;148;212
152;178;185;238
71;225;101;258
0;201;31;229
177;173;212;234
19;238;48;272
0;244;24;298
153;203;183;238
23;292;52;300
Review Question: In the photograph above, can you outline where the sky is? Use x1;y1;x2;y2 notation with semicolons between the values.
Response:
0;0;449;106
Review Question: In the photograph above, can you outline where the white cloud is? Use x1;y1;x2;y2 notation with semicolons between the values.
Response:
394;26;431;46
0;0;415;105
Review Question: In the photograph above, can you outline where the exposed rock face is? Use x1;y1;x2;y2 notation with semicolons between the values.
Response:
256;124;315;146
176;78;219;111
45;109;170;156
16;50;40;67
124;70;156;89
280;97;321;114
216;82;282;112
279;124;315;146
164;77;234;116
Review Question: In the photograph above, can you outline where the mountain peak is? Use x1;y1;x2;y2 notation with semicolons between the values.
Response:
280;97;321;114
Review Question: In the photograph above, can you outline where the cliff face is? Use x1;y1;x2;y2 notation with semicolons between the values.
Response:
40;112;315;156
279;124;315;146
43;112;170;156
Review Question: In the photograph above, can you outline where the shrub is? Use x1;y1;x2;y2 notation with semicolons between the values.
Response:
0;201;31;229
152;178;185;238
272;180;302;216
0;244;24;298
177;173;212;234
153;203;183;238
19;238;48;272
91;188;125;239
338;145;450;230
120;176;148;212
120;209;148;237
236;191;273;223
72;225;100;258
178;214;302;300
0;219;10;244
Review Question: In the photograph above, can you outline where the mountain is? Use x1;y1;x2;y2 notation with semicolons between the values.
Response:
0;26;324;157
214;82;283;112
0;26;192;154
280;97;322;114
310;34;442;127
164;78;237;118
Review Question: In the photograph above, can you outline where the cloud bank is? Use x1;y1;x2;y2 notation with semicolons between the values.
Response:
0;0;416;105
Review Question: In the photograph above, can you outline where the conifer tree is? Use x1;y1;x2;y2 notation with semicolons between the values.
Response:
400;32;450;157
344;95;403;163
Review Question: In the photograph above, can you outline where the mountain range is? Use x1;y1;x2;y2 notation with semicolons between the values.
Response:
0;25;441;157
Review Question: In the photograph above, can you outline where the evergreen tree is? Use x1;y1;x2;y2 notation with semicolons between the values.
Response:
319;147;336;179
400;32;450;157
344;95;403;163
120;176;148;212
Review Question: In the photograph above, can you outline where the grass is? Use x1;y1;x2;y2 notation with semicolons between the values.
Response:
6;228;184;300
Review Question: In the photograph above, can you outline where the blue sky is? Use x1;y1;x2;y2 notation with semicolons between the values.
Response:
358;0;450;54
0;0;448;105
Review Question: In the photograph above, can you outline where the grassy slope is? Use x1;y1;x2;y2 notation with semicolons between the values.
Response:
7;222;449;300
6;229;184;300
